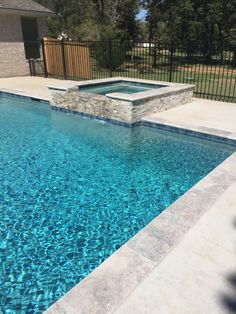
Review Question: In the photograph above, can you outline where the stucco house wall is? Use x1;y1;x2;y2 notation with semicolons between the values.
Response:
0;14;48;78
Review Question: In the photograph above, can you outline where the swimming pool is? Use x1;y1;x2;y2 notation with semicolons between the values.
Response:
0;94;234;313
79;80;164;95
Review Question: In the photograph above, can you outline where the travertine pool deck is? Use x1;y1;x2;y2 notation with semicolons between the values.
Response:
1;76;236;314
143;98;236;140
149;97;236;133
0;76;76;101
115;180;236;314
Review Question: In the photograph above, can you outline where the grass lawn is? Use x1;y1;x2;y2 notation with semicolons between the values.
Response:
89;56;236;103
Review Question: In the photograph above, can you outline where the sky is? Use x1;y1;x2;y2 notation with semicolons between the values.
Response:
137;9;147;20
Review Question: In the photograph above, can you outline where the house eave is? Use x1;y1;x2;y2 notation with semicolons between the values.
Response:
0;7;55;17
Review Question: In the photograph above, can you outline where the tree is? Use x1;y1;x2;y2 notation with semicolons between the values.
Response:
37;0;236;48
144;0;161;42
37;0;85;38
37;0;141;40
143;0;235;61
91;0;140;40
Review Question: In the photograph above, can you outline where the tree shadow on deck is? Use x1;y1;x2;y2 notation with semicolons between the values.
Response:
220;218;236;313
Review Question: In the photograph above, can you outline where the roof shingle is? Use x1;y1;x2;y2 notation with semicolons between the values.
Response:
0;0;54;14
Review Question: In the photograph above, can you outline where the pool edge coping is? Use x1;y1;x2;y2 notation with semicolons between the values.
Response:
0;88;50;102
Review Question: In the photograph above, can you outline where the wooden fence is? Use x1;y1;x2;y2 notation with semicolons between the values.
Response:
43;38;91;79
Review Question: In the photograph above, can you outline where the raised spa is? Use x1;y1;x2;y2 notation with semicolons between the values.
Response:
78;80;165;95
49;77;194;124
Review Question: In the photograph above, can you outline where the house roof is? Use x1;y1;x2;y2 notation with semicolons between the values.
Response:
0;0;54;16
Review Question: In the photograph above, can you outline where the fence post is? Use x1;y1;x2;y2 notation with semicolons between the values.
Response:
109;39;113;77
29;59;36;76
41;39;48;78
28;59;33;76
169;41;174;82
61;38;67;79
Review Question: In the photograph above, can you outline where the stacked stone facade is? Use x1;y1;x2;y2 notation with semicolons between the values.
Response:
50;85;193;124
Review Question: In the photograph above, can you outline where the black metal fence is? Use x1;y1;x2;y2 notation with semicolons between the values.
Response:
28;40;236;103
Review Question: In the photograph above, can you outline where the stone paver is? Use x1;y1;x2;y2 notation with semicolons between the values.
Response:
115;182;236;314
0;76;76;100
145;98;236;134
46;246;155;314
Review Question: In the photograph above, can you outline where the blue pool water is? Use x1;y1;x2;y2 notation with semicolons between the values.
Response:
0;94;234;313
79;80;164;95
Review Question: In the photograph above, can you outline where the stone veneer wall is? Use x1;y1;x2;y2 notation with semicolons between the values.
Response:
131;90;193;122
50;87;193;124
51;88;133;122
0;14;47;78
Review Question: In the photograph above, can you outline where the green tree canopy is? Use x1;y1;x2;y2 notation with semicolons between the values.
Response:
37;0;236;44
